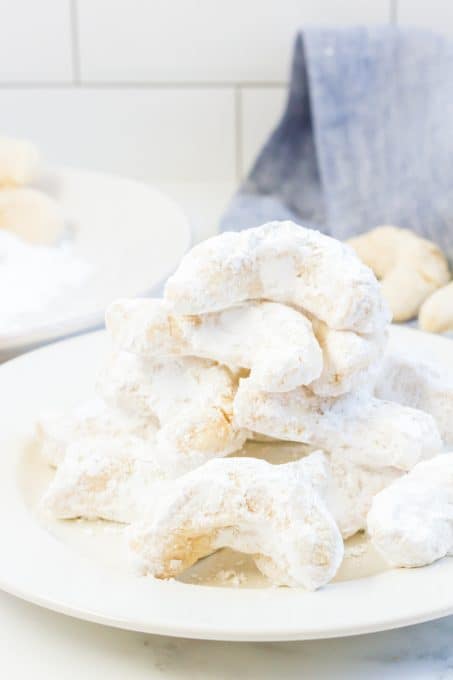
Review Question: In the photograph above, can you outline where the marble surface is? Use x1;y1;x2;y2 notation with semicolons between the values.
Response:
2;589;453;679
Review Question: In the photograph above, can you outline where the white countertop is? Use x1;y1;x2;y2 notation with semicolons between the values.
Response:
2;590;453;679
3;181;452;678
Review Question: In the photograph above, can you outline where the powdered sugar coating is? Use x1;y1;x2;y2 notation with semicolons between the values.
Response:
309;318;387;397
0;230;92;334
367;453;453;567
106;297;323;392
233;381;442;471
37;398;157;467
236;440;403;539
41;436;168;523
165;221;390;333
36;220;417;588
327;453;401;539
127;452;343;589
97;351;247;476
375;350;453;447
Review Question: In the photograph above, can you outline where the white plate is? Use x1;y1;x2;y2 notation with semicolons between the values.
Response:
0;166;190;360
1;325;453;642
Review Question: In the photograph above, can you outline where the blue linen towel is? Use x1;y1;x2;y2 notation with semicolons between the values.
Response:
221;27;453;261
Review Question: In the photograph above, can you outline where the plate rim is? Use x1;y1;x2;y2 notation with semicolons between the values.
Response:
1;326;453;641
0;165;191;353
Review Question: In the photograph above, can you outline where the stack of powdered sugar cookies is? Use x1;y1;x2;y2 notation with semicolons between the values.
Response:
38;221;453;590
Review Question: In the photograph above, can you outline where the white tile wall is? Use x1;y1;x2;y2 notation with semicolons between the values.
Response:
397;0;453;33
77;0;389;84
240;87;288;175
0;0;73;82
0;88;235;181
2;0;440;189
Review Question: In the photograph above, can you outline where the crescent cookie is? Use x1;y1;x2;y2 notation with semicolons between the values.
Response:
0;188;64;244
236;440;402;539
97;351;247;476
419;281;453;334
326;453;401;539
233;381;442;471
0;136;38;187
106;297;323;393
348;225;450;322
367;453;453;568
309;318;386;397
41;436;167;523
127;452;343;590
36;398;157;467
375;349;453;447
165;221;390;333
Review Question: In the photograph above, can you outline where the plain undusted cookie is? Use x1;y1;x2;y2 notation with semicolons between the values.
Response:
419;281;453;334
367;453;453;567
348;226;450;322
106;298;323;392
127;452;343;590
375;349;453;447
0;136;38;187
41;437;168;523
97;351;247;475
165;221;389;334
37;398;157;467
234;381;442;471
0;188;65;244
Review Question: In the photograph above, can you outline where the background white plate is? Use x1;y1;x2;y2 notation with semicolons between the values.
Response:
0;167;190;360
1;325;453;642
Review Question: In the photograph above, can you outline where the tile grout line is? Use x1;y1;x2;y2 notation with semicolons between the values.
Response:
70;0;81;84
234;85;243;182
390;0;398;24
0;81;288;90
